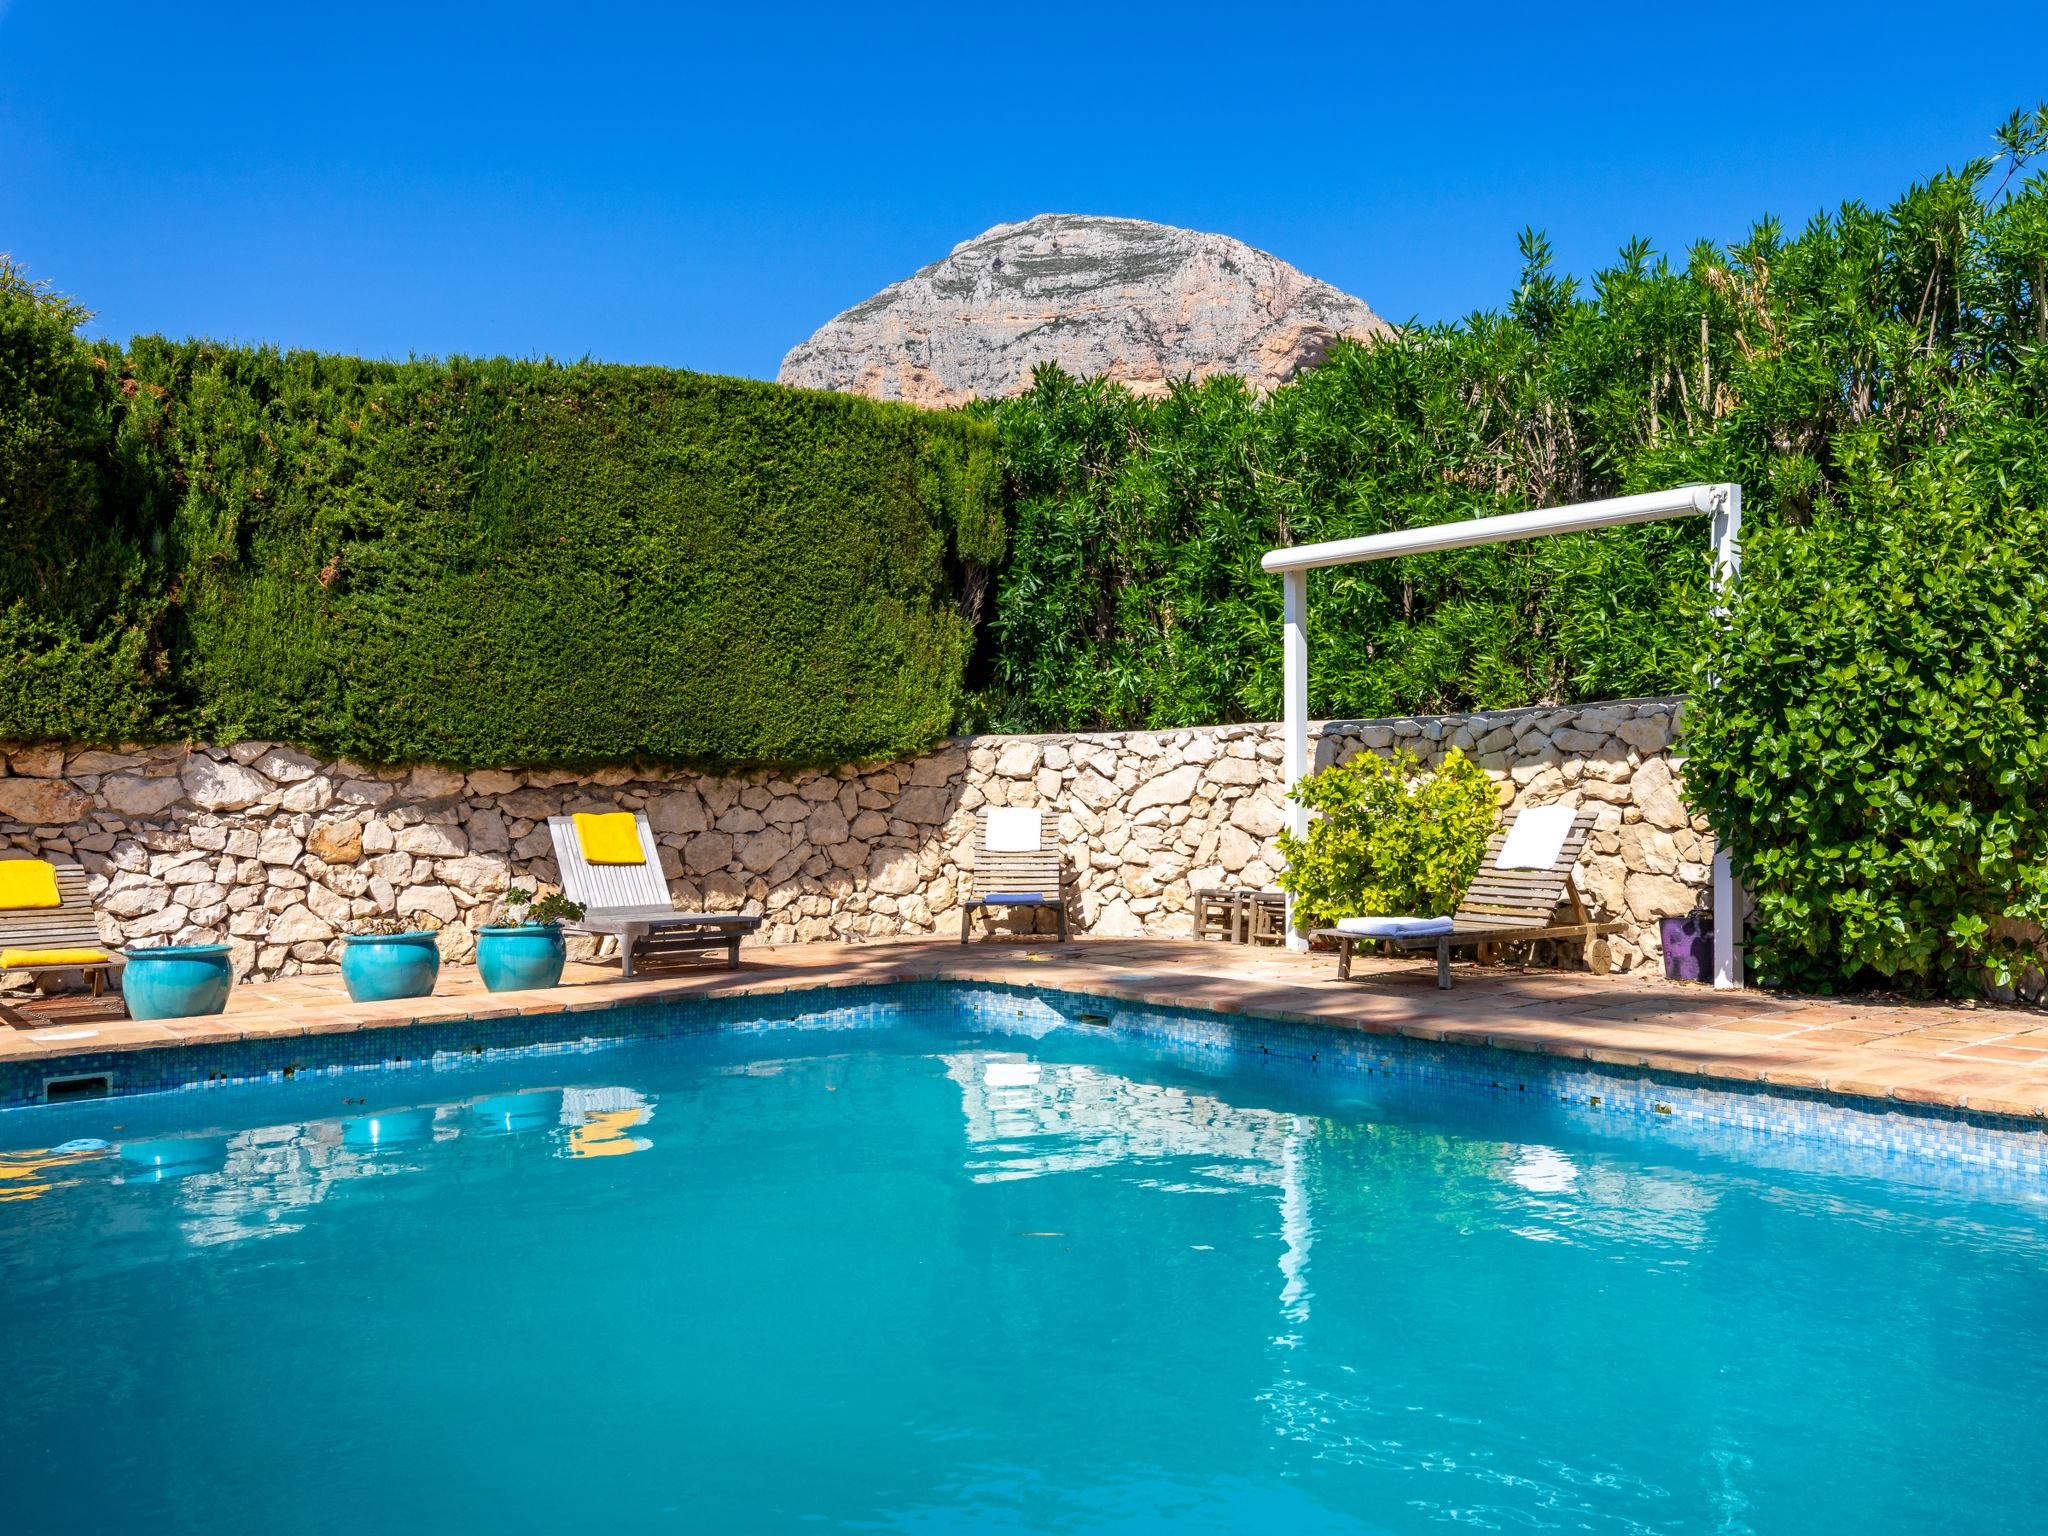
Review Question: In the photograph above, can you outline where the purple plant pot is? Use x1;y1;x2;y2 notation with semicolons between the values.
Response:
1659;916;1713;983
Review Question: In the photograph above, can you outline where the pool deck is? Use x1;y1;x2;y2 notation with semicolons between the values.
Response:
5;939;2048;1122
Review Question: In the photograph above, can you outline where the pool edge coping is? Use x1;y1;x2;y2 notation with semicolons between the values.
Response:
5;958;2045;1132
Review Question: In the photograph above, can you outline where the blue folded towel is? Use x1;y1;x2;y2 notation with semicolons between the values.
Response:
1335;915;1455;937
983;892;1049;905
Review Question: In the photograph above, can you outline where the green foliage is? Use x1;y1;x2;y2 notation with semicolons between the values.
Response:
497;886;587;927
975;111;2048;739
1273;748;1497;930
1683;413;2048;997
0;257;176;740
0;322;999;770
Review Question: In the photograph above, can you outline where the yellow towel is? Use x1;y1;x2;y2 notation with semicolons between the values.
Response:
0;860;61;911
573;812;644;865
1;947;109;969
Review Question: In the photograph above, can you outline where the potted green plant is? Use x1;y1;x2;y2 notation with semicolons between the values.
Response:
475;886;586;992
339;917;442;1003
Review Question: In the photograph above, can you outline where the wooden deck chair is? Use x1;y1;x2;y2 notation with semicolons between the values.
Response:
959;807;1067;943
547;812;762;975
0;857;123;1024
1312;805;1624;989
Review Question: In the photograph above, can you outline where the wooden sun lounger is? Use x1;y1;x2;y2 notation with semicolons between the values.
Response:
0;858;124;1024
547;814;762;976
960;809;1068;943
1312;807;1624;989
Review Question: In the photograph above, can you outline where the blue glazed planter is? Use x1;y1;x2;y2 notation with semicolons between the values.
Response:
121;943;233;1020
340;931;442;1003
476;925;567;993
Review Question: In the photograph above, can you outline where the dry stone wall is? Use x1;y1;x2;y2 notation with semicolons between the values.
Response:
0;698;1707;988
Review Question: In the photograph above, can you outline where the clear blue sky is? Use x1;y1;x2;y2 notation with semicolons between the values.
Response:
3;1;2040;380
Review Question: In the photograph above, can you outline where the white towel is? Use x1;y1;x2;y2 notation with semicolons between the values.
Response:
1335;915;1455;937
983;806;1042;853
1495;803;1577;870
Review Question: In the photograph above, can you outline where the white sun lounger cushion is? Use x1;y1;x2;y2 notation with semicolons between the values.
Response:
1494;803;1577;871
983;806;1043;853
1335;915;1455;937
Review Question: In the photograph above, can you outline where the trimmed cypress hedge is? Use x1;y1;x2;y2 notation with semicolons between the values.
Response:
0;299;1001;770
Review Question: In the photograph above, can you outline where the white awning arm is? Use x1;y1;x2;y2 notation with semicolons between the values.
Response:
1259;484;1725;573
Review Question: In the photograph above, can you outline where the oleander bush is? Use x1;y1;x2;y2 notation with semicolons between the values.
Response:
1273;748;1496;930
972;109;2048;738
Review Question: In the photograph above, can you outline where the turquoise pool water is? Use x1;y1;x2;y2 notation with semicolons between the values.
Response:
2;991;2044;1533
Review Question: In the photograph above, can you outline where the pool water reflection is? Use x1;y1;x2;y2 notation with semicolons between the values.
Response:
0;1010;2042;1534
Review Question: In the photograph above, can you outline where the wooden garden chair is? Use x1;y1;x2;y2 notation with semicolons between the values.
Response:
1312;805;1624;989
959;807;1068;942
0;857;123;1024
548;812;762;975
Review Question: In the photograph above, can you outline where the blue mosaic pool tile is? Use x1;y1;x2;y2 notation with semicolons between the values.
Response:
2;979;2041;1194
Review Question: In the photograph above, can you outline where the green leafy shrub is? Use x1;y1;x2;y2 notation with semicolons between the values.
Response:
495;887;587;927
974;110;2048;738
1683;416;2048;997
1273;747;1497;930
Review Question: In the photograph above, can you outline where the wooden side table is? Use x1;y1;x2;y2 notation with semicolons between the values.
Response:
1245;891;1288;945
1192;888;1243;942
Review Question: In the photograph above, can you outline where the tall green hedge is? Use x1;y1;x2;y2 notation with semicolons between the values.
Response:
0;309;1000;770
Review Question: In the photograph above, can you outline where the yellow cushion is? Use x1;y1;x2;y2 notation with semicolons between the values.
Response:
0;860;61;911
573;812;644;865
1;947;109;969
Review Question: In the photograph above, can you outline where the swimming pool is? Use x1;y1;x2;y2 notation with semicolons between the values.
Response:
2;984;2043;1533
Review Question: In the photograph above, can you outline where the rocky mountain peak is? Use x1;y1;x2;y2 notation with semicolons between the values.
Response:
778;213;1389;406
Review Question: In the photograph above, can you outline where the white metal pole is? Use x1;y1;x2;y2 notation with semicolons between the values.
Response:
1709;484;1745;990
1281;568;1310;952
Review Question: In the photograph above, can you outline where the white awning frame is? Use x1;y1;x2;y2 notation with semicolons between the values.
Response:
1267;483;1745;988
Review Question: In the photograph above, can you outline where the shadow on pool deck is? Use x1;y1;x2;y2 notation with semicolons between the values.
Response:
4;938;2046;1121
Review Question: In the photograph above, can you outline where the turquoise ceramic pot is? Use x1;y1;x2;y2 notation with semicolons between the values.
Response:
475;924;567;992
340;931;441;1003
121;943;233;1020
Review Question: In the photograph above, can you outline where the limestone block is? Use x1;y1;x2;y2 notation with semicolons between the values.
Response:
439;855;509;893
249;746;320;783
684;831;734;874
334;779;396;808
305;883;353;925
1550;728;1611;754
1215;824;1258;873
908;751;966;788
101;774;186;817
397;884;459;922
269;904;335;944
805;803;850;846
1623;871;1696;924
994;740;1042;778
465;769;521;796
245;829;298;868
166;757;261;814
1228;793;1284;838
1617;714;1674;753
0;777;90;824
738;827;797;875
306;821;363;864
1071;771;1119;812
408;765;468;800
395;822;467;857
867;849;922;897
895;786;952;825
279;777;333;814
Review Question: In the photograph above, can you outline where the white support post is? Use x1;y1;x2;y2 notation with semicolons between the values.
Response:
1281;568;1310;952
1709;485;1745;989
